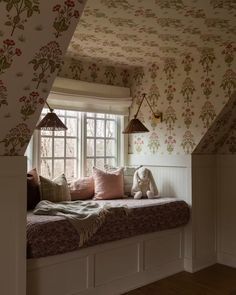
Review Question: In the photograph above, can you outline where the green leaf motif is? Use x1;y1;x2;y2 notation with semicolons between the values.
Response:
6;2;13;11
5;21;12;26
24;0;32;9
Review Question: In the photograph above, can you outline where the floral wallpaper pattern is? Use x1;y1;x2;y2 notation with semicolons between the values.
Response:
66;0;236;67
59;57;133;87
0;0;87;155
129;43;236;156
194;91;236;154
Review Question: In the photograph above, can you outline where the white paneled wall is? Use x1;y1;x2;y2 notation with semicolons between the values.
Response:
128;154;194;272
217;155;236;268
128;155;191;204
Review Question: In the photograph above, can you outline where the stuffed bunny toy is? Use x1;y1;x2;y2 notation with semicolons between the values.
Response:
131;167;159;199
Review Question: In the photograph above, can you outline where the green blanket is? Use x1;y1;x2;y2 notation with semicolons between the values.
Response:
34;200;111;247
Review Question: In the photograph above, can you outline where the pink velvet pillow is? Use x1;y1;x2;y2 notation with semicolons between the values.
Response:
93;167;124;200
69;177;94;200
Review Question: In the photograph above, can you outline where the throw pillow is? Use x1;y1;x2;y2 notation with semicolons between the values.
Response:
27;168;41;210
93;167;124;200
104;165;142;197
40;174;71;202
69;176;94;200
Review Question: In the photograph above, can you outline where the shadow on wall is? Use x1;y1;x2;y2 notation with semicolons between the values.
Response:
159;179;177;198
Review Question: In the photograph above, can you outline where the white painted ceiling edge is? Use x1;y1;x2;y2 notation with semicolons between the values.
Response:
48;77;132;115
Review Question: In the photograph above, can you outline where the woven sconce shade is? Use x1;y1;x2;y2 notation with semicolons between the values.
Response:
123;93;162;134
36;102;67;131
123;118;149;134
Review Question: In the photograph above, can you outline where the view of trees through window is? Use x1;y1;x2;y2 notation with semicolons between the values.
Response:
39;109;119;179
85;113;117;176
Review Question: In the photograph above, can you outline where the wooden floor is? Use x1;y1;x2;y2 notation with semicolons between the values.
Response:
124;264;236;295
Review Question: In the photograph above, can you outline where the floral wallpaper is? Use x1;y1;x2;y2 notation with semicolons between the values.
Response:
0;0;87;155
66;0;236;67
129;42;236;155
194;91;236;154
59;57;133;87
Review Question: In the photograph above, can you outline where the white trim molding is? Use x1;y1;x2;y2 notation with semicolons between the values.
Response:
0;156;27;295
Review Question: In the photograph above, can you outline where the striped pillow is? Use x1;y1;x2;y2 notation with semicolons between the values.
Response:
40;174;71;202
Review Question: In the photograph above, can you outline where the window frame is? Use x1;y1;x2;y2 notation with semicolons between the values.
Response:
30;109;123;179
83;112;121;176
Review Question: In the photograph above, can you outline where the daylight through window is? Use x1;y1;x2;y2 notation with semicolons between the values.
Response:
37;109;120;179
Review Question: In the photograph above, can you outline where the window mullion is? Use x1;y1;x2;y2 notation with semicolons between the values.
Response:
52;131;54;179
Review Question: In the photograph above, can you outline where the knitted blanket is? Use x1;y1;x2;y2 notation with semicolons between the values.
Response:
34;200;111;247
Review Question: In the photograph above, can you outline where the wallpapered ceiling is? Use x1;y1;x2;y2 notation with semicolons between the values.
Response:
59;57;132;87
67;0;236;67
0;0;87;156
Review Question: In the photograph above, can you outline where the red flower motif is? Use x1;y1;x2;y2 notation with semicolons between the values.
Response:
30;91;39;97
74;10;79;18
15;48;22;56
65;0;75;7
19;96;26;102
53;4;61;11
3;39;15;46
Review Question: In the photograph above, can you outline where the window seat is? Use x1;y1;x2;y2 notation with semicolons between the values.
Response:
27;197;190;259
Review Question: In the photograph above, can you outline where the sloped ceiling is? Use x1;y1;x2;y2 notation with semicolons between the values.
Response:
66;0;236;67
194;91;236;154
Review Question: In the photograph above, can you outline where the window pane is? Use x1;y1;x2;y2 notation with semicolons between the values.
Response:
106;114;115;119
56;109;65;116
86;119;95;137
66;138;77;157
97;113;105;118
106;121;115;138
87;112;95;118
86;158;94;176
96;120;104;137
66;118;77;136
96;158;105;170
54;138;64;157
96;139;104;156
106;158;116;166
41;137;52;157
66;159;77;179
106;139;115;156
66;110;77;116
54;159;64;177
54;117;65;136
87;139;94;156
41;159;52;179
41;129;52;136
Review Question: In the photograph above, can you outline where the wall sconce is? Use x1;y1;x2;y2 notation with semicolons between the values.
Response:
123;93;162;134
36;101;67;131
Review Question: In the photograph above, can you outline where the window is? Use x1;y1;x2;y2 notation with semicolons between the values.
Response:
39;109;80;179
85;113;118;176
34;109;121;179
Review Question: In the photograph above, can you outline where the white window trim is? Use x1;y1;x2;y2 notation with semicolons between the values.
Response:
29;110;124;178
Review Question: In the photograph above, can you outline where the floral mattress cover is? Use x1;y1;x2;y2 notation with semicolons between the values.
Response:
27;197;190;259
